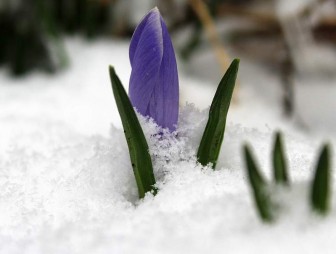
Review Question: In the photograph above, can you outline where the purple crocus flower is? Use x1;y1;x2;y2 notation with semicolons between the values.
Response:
129;7;179;131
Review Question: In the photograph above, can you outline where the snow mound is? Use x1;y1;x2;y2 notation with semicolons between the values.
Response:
0;38;336;254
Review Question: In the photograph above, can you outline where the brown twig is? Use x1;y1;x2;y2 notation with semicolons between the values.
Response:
188;0;240;102
188;0;231;71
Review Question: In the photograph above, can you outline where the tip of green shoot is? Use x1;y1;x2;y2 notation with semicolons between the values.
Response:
243;143;274;223
196;58;240;169
109;65;115;75
273;131;289;185
311;143;332;215
232;58;240;64
230;59;240;71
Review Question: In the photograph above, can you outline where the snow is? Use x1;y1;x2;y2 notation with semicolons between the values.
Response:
0;37;336;253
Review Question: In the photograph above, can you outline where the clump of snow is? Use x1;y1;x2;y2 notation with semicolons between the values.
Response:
0;38;336;253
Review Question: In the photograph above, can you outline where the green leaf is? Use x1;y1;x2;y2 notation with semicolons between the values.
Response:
109;66;157;199
311;144;331;215
243;144;274;222
197;59;239;169
272;132;289;185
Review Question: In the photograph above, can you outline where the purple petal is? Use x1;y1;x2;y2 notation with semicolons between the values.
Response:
129;8;179;131
129;8;163;116
147;17;179;131
129;8;155;65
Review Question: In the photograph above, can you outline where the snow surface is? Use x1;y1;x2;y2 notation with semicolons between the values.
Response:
0;38;336;254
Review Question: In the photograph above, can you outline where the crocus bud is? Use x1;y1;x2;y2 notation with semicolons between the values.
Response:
129;7;179;131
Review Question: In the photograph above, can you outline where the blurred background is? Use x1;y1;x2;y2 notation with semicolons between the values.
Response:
1;0;336;133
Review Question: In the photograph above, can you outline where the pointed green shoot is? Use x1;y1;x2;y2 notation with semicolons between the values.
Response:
109;66;157;199
311;144;331;215
272;132;289;185
244;144;274;222
197;59;239;169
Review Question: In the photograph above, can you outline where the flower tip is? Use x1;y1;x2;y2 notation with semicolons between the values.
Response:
151;6;160;13
146;7;160;19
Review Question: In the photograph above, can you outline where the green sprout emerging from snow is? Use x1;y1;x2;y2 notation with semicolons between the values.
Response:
197;59;239;169
109;67;157;199
243;131;332;223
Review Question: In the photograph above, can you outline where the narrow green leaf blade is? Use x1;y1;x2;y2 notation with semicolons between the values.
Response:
311;144;331;215
272;132;289;185
109;66;156;199
197;59;239;169
244;144;274;222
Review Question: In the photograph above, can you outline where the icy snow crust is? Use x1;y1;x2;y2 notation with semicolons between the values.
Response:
0;38;336;253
